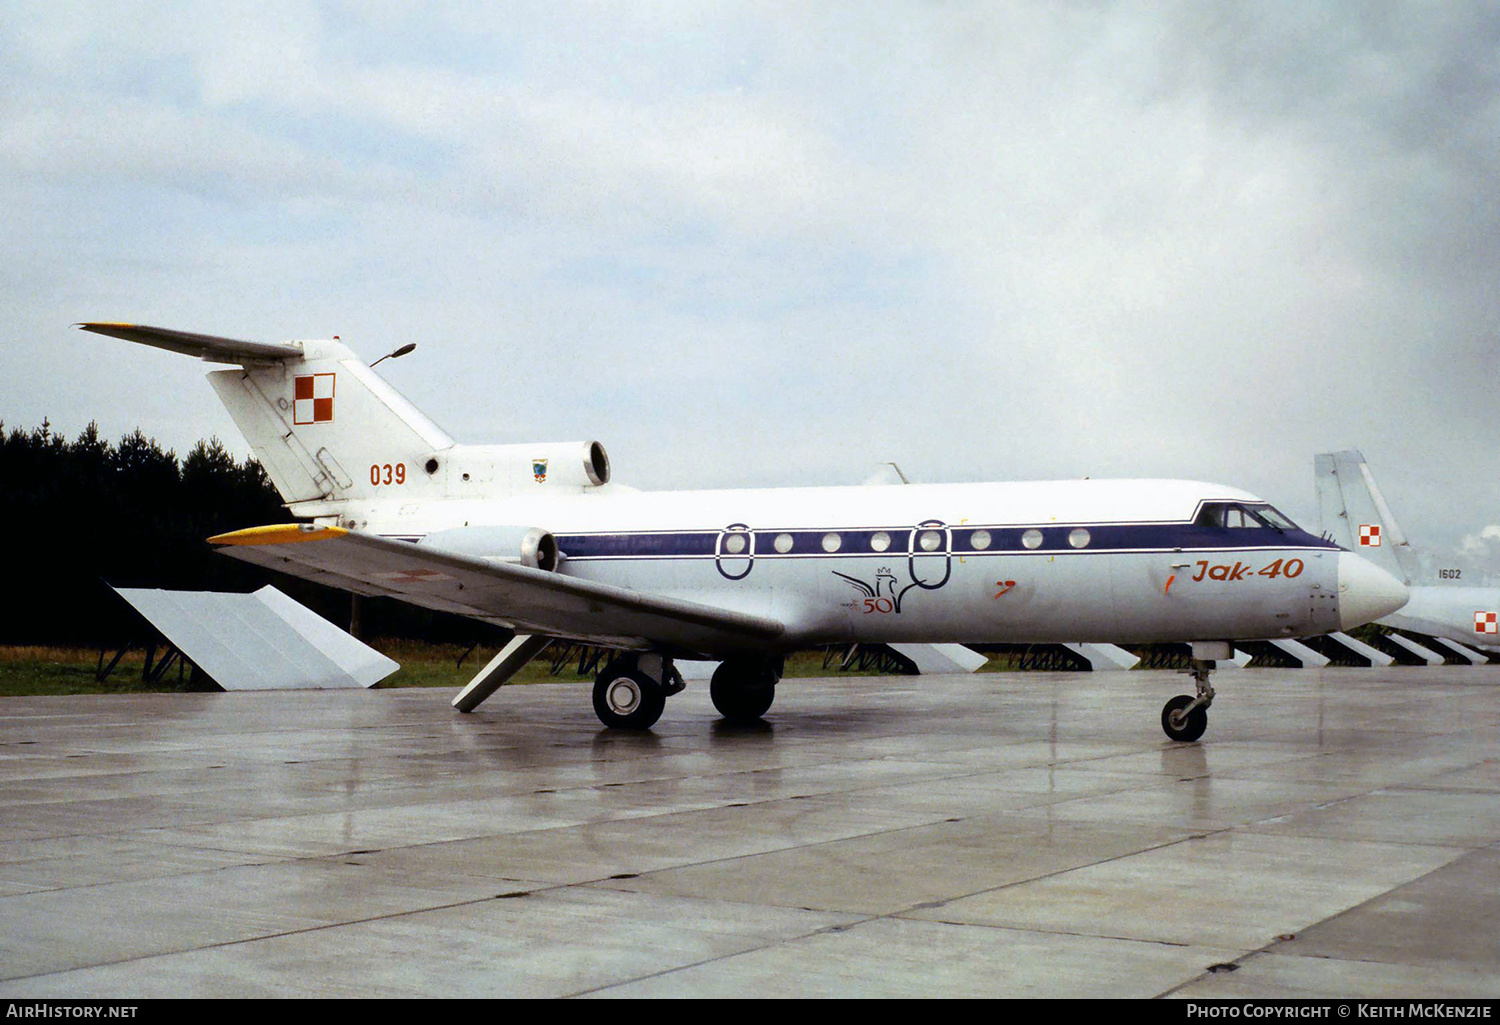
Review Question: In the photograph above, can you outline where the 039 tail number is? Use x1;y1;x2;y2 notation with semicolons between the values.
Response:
370;463;406;486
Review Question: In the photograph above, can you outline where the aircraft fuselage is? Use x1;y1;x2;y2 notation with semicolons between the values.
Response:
356;477;1349;654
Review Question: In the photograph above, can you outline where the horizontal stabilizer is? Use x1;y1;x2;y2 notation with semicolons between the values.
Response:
77;322;304;364
111;584;398;690
210;524;786;656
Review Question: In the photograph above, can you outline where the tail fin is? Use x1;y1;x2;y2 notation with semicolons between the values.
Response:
1314;450;1416;585
79;323;455;514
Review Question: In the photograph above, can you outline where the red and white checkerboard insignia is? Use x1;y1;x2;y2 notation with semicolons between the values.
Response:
1475;611;1497;635
293;374;336;425
1358;524;1381;546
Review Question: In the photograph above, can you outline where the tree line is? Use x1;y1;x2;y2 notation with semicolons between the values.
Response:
0;419;483;646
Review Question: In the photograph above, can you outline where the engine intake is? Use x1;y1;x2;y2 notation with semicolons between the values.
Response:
417;525;559;572
433;441;611;493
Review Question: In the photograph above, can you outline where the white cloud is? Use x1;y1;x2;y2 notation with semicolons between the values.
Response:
1459;525;1500;555
2;1;1498;541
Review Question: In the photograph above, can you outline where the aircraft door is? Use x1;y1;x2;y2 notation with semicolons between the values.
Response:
908;519;952;591
716;523;755;580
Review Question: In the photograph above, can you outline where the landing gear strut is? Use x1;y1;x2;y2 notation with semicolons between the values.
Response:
592;653;684;730
1161;657;1215;742
710;656;782;722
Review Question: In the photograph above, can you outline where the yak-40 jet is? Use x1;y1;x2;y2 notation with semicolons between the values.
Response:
79;324;1409;740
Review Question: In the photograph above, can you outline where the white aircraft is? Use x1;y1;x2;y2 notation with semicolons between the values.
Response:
78;323;1409;740
1316;450;1498;653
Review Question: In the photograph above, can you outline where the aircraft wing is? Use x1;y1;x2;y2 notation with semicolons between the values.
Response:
76;322;303;364
210;524;786;655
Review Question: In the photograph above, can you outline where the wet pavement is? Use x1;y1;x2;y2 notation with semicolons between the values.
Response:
1;666;1496;998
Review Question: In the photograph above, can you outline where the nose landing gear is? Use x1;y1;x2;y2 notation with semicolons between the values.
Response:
1161;657;1216;742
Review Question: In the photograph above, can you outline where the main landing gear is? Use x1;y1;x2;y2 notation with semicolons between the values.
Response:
589;653;784;729
1161;657;1216;743
592;653;684;730
709;656;782;723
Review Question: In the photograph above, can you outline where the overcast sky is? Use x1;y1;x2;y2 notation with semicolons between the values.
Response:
4;2;1498;577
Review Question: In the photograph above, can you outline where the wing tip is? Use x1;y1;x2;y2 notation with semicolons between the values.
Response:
210;524;350;546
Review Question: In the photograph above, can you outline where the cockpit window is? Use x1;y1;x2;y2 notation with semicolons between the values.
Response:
1249;504;1298;530
1194;503;1228;528
1224;506;1264;529
1195;501;1300;530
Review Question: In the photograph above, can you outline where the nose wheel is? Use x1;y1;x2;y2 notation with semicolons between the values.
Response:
1161;658;1216;742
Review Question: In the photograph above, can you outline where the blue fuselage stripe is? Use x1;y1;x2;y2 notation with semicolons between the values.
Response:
552;525;1337;560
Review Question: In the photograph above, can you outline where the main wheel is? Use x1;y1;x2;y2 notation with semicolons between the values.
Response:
593;669;666;730
710;659;778;721
1161;694;1208;742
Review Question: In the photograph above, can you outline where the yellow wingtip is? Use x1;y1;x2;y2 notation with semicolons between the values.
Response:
209;523;350;546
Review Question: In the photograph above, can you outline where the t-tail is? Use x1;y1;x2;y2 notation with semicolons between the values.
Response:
1314;450;1416;585
76;323;612;523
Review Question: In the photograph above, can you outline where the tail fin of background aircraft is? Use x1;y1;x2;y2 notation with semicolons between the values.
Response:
1314;450;1417;585
79;323;612;520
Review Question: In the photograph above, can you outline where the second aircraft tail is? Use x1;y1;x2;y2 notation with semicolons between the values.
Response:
1314;450;1417;585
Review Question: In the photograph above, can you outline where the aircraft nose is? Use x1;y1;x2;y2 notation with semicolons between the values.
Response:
1337;551;1409;631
